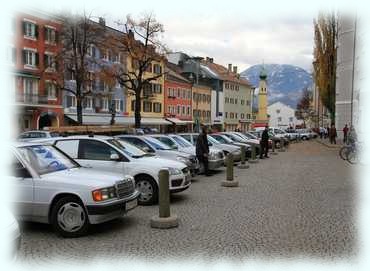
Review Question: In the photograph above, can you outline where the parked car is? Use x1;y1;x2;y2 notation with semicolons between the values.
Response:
0;207;21;260
116;135;199;176
18;130;60;142
285;129;300;140
219;132;261;153
296;129;311;140
206;135;242;162
163;134;225;172
38;136;191;205
209;133;252;157
11;141;140;237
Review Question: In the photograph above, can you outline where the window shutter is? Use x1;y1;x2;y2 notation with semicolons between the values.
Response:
22;22;26;35
12;48;16;63
35;25;39;38
44;27;47;40
82;97;87;108
66;96;72;107
35;53;39;66
55;31;58;43
44;54;48;68
22;50;26;64
120;100;124;112
92;97;96;108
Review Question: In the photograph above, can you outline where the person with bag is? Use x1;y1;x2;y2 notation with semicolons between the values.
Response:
196;126;211;176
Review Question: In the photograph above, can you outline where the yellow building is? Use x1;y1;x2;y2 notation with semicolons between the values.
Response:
255;67;269;127
192;84;212;129
125;58;167;128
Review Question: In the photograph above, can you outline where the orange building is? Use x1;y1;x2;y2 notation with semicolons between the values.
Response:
12;10;63;131
164;65;193;132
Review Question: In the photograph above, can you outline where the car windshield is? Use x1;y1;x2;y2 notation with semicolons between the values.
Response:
245;132;258;139
211;134;232;144
111;139;148;158
207;135;220;144
170;135;193;148
17;145;77;175
153;136;178;149
144;137;172;150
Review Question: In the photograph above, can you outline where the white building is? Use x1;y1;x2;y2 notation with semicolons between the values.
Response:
267;102;302;128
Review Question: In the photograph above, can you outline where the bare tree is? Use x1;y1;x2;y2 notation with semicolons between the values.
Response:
296;88;313;120
109;13;168;128
57;11;106;125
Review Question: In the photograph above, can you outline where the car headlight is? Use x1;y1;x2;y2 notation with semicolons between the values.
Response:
168;167;182;175
92;186;117;202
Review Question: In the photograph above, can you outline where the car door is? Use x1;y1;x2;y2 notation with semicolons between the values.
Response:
77;139;128;175
10;154;34;219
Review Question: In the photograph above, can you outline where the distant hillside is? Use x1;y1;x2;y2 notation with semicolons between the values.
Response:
241;64;312;108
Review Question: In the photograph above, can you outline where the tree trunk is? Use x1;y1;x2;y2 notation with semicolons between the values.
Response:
77;97;83;125
134;88;142;128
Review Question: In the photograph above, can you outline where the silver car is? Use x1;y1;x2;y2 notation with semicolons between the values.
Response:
153;134;225;172
11;142;139;237
116;135;199;176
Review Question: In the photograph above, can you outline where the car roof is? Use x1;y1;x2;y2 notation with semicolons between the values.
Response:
13;141;53;148
31;135;114;142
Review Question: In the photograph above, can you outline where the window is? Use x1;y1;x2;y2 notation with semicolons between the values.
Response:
276;109;281;114
79;140;120;161
278;117;282;122
23;50;38;67
289;117;293;122
235;113;238;119
225;112;228;118
182;105;185;115
241;99;244;105
153;83;162;94
46;82;57;100
177;105;180;115
23;21;37;39
225;97;228;103
143;101;152;112
153;64;162;74
235;99;238;104
115;99;122;112
153;102;161;113
131;100;135;111
230;98;233;104
241;113;245;119
247;113;251;119
187;106;190;115
44;53;56;70
101;98;109;111
44;27;56;44
55;140;79;159
23;78;37;98
83;97;93;109
246;100;250;106
202;94;206;102
87;44;96;58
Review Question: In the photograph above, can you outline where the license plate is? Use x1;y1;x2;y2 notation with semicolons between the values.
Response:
125;199;137;211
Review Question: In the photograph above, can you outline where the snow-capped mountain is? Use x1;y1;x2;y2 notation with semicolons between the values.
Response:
241;64;312;108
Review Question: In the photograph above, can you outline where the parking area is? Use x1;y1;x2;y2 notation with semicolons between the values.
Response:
19;141;356;262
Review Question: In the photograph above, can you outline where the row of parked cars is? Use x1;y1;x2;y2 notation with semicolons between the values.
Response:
10;127;315;240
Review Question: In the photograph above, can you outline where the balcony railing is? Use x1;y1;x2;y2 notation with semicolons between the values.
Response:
17;93;51;105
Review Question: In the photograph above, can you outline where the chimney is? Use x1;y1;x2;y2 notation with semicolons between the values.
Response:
209;58;213;63
206;57;210;62
228;64;232;72
98;17;106;26
233;66;237;74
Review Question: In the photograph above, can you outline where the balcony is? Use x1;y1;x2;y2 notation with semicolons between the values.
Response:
17;93;51;105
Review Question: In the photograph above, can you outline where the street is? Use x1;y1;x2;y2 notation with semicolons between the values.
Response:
19;141;356;262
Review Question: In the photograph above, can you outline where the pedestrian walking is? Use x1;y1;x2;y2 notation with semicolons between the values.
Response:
260;125;269;159
329;124;337;144
343;124;349;144
319;127;324;139
196;126;211;176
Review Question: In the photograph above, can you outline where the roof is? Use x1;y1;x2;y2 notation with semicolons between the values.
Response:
165;64;191;84
201;61;252;87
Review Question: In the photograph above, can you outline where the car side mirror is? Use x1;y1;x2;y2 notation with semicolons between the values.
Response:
172;146;178;150
14;167;32;178
110;153;121;161
208;142;213;146
142;146;151;153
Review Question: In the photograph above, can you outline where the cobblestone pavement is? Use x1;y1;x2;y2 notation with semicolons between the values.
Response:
19;141;356;263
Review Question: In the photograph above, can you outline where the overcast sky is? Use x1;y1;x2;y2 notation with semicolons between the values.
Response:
17;0;321;73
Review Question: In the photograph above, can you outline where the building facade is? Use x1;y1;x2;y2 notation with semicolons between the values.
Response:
164;66;193;132
13;11;64;131
192;84;212;130
268;101;302;128
63;18;127;126
335;15;361;139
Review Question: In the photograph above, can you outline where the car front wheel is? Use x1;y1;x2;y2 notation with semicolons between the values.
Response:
51;196;89;238
135;176;158;205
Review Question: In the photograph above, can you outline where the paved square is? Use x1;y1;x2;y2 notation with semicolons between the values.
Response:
19;141;356;262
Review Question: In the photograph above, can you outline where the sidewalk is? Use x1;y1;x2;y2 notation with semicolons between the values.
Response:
315;138;343;149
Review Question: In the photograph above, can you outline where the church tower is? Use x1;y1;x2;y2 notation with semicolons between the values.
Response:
256;66;269;125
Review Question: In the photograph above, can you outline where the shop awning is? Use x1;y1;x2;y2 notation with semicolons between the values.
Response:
166;118;193;125
65;114;171;125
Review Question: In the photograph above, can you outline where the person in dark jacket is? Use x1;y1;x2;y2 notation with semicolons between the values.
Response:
329;124;337;144
260;125;269;159
196;126;211;176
